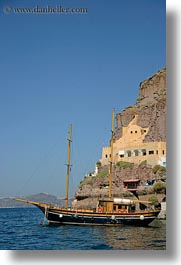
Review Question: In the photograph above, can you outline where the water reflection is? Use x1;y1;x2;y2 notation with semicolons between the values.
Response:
93;220;166;250
0;208;166;250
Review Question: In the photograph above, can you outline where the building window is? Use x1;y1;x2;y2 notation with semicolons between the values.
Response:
135;131;137;133
141;129;147;135
126;150;131;157
105;154;108;158
141;149;146;156
130;131;133;134
134;149;139;156
162;150;165;155
156;150;158;155
119;150;124;158
149;150;154;155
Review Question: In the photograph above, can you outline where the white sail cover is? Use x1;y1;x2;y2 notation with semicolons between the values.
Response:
113;198;133;204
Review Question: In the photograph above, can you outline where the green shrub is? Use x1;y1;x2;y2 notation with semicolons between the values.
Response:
153;181;166;193
152;165;166;175
116;161;134;169
139;160;147;166
79;176;96;187
96;161;102;168
148;195;159;206
85;177;96;185
96;169;109;178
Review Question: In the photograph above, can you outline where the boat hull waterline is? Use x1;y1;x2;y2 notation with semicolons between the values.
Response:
16;199;159;226
44;208;159;226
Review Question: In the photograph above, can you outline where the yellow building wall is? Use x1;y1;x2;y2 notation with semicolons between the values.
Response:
100;115;166;167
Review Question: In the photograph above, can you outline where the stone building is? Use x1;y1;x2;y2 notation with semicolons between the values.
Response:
100;67;166;168
100;114;166;167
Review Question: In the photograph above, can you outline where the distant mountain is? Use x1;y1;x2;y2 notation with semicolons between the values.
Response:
0;193;69;208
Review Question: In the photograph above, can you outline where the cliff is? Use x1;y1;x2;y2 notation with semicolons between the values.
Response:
116;67;166;142
74;163;166;208
74;67;166;208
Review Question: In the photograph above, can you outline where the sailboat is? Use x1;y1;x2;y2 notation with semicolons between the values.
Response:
16;111;160;226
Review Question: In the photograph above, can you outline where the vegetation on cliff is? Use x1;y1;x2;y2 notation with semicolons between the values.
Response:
75;163;166;204
152;165;166;176
74;68;166;208
116;161;135;169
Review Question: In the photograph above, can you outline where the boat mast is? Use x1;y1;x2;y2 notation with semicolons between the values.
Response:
65;123;72;209
109;110;115;199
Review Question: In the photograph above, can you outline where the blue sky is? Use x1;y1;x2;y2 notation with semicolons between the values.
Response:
0;0;166;198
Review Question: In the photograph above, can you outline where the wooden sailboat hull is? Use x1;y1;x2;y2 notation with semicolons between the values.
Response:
38;204;159;227
15;197;160;227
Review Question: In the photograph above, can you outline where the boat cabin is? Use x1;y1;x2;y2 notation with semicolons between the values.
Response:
123;179;140;191
96;198;138;214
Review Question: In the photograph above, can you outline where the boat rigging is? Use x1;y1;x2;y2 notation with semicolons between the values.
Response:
15;111;160;226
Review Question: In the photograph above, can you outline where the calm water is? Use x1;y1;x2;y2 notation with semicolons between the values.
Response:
0;208;166;250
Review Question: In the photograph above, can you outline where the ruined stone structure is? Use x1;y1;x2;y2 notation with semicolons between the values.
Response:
100;67;166;167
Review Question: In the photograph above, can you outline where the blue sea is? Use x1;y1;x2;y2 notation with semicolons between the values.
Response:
0;208;166;250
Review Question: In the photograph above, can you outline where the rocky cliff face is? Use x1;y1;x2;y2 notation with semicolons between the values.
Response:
115;67;166;142
74;67;166;208
74;163;166;208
